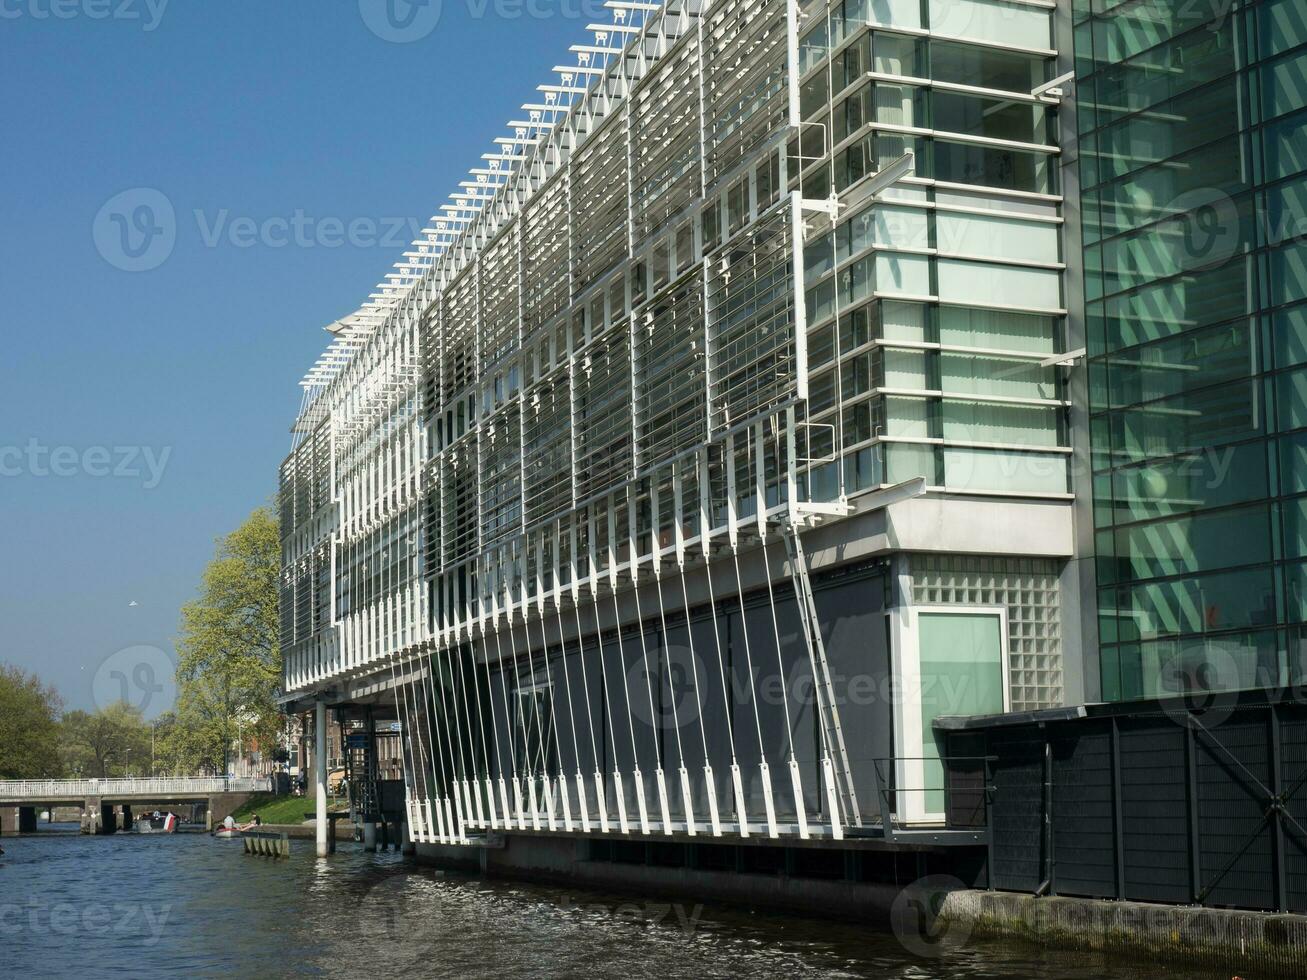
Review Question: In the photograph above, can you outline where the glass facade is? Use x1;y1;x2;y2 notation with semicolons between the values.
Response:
1076;0;1307;698
283;0;1087;841
796;1;1070;501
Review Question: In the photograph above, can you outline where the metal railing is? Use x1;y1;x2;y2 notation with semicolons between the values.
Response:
0;776;271;800
867;756;993;844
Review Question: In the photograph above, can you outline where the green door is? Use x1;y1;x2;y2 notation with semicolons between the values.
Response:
917;611;1006;814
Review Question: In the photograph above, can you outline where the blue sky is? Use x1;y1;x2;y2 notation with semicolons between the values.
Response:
0;0;591;714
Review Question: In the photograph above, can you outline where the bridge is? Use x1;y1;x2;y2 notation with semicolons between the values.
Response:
0;777;270;834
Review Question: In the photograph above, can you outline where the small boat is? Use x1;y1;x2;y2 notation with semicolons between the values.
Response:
135;811;179;834
212;827;241;839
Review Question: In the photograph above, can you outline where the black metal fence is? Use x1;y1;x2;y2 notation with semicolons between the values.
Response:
940;691;1307;913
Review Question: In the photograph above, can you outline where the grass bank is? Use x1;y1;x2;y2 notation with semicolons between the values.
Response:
229;793;346;824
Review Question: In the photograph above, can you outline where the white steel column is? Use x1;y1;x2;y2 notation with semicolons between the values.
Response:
314;700;329;858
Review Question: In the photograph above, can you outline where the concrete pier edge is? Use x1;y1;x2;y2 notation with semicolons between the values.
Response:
939;890;1307;976
407;836;1307;975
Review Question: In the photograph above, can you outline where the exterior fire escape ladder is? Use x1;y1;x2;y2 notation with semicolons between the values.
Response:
783;525;862;830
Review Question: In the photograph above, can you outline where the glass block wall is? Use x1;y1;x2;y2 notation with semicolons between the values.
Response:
910;554;1064;711
1075;0;1307;699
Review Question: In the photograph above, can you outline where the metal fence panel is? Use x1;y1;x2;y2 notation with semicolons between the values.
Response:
988;731;1043;893
1196;718;1276;910
943;696;1307;914
1050;724;1115;899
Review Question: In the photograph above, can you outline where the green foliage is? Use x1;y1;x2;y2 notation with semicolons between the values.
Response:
165;507;282;773
0;665;63;779
144;710;184;775
60;702;153;778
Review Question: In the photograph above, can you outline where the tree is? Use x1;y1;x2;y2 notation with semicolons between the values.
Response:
0;665;63;779
60;702;152;778
148;710;180;775
168;507;281;774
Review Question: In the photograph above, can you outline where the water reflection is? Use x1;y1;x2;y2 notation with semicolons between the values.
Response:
0;831;1226;978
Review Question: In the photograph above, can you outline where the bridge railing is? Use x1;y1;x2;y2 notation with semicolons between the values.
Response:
0;776;271;799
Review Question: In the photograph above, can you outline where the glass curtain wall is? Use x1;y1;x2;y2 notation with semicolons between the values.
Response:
1077;0;1307;698
794;0;1070;503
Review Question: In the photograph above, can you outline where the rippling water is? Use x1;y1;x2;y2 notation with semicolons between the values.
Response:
0;826;1225;978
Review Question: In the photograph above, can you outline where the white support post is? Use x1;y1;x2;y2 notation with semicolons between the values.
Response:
731;762;749;837
593;771;610;833
679;765;697;837
576;771;591;833
790;757;809;840
528;772;541;831
824;757;844;841
542;777;558;832
452;781;467;842
499;777;513;832
559;770;575;832
471;776;486;830
433;794;446;844
704;764;722;837
759;760;779;839
615;770;632;834
408;798;424;844
314;700;329;858
655;768;672;834
633;767;651;835
485;774;499;831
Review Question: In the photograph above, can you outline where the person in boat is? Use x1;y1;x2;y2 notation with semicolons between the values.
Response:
236;814;262;832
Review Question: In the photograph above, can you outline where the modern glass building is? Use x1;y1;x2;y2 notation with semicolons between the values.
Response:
277;0;1307;853
1074;0;1307;701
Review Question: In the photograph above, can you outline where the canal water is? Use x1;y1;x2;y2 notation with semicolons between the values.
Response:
1;826;1229;978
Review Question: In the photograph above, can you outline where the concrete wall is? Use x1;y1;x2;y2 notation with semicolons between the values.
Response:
411;835;1307;975
1;806;42;834
203;792;254;827
942;890;1307;977
416;835;916;923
